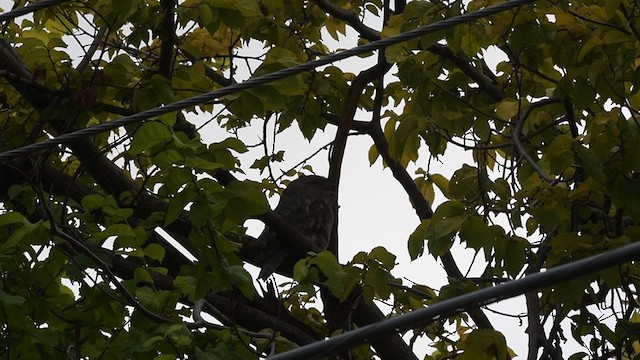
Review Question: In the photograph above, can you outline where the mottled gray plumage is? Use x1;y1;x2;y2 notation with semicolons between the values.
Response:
256;175;338;279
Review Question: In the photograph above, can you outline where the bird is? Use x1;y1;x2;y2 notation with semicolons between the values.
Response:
255;175;338;279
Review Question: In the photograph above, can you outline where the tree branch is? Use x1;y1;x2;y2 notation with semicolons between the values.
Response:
427;44;504;102
158;0;177;79
366;95;496;331
76;26;107;75
512;97;561;183
329;62;392;184
180;49;234;86
311;0;380;41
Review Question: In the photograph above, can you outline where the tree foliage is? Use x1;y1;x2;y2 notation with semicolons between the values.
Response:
1;0;640;359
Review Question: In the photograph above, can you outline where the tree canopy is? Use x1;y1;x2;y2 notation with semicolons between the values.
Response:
1;0;640;359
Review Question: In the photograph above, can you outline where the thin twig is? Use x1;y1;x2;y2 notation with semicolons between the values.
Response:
33;174;175;324
512;97;561;183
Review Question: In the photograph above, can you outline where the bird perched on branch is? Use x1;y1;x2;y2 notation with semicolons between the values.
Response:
255;175;338;279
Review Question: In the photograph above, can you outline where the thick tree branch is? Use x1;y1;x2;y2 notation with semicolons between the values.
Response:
370;122;495;330
322;112;370;132
427;44;504;101
324;60;421;360
158;0;177;79
93;241;320;346
319;52;495;332
9;183;320;349
312;0;380;41
0;40;161;212
300;2;504;103
329;62;392;184
180;49;233;86
76;26;107;75
368;122;434;219
311;0;505;105
328;62;392;260
352;296;420;360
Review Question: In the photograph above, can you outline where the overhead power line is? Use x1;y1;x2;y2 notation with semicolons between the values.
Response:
0;0;535;163
269;241;640;360
0;0;69;22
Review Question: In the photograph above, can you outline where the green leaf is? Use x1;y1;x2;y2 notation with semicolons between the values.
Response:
174;276;197;300
425;201;466;256
449;165;480;201
310;251;345;296
545;134;575;174
223;181;269;221
613;177;640;213
460;215;496;253
216;137;248;153
368;144;380;165
504;236;528;277
415;177;435;205
250;155;270;172
430;173;450;198
408;220;430;260
226;265;254;298
144;243;166;261
214;0;261;17
129;121;173;155
81;194;105;211
573;143;605;183
164;188;193;227
134;268;154;285
369;246;396;270
293;258;309;281
495;98;519;120
0;212;28;227
190;196;213;227
363;266;392;303
492;178;511;200
457;329;509;360
149;75;176;103
185;156;224;171
0;290;26;305
135;287;159;310
92;224;137;245
426;215;466;256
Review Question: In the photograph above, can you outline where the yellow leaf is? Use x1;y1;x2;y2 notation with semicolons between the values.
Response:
495;98;519;120
430;173;450;198
368;144;379;165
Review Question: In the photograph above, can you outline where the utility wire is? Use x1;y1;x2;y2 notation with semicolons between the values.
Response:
0;0;535;163
269;241;640;360
0;0;69;22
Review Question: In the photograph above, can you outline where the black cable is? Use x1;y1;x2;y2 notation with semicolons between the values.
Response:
269;241;640;360
0;0;535;163
0;0;69;22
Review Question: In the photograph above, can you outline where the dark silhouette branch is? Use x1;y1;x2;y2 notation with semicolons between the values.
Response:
180;49;233;86
100;242;321;346
309;1;504;102
158;0;177;79
76;26;107;75
34;182;175;325
329;62;392;184
427;44;504;101
320;52;505;332
512;97;561;183
312;0;381;41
